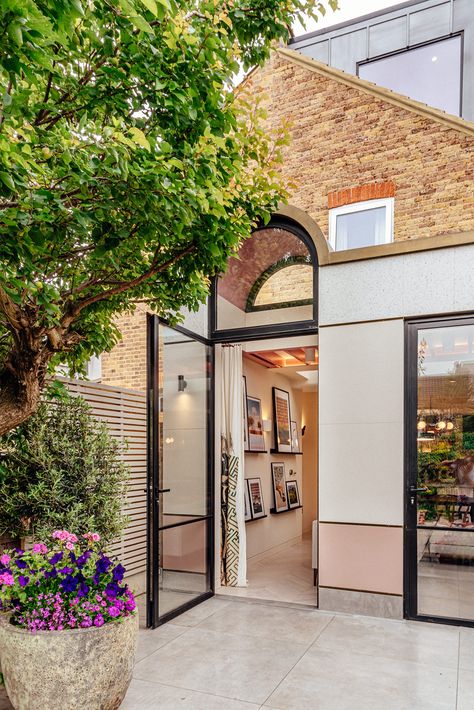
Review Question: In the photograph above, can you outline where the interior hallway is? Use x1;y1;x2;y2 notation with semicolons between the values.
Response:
219;533;316;606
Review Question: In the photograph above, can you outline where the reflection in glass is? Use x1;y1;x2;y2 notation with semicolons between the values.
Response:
216;227;314;331
416;323;474;621
156;326;211;619
335;206;387;250
359;36;462;116
159;521;209;617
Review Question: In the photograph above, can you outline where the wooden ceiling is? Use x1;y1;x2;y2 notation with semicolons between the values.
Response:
243;347;318;369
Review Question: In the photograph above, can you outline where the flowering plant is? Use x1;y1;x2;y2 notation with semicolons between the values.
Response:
0;530;136;632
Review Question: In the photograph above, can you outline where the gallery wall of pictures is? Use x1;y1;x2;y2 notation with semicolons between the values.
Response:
242;359;307;559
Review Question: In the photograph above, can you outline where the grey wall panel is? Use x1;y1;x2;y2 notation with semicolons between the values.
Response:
298;39;329;64
409;2;451;45
369;16;408;57
319;244;474;327
454;0;474;125
330;29;367;73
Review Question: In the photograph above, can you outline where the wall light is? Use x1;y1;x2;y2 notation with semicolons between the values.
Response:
263;419;272;432
178;374;187;392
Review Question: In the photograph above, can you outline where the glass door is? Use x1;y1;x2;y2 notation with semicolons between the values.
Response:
406;316;474;625
147;316;213;628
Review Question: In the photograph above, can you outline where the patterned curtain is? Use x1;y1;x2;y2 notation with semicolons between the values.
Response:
220;344;247;586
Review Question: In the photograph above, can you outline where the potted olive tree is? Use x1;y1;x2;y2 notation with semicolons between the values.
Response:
0;530;138;709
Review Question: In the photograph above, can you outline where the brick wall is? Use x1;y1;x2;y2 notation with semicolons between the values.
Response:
243;51;474;242
101;306;148;391
101;50;474;386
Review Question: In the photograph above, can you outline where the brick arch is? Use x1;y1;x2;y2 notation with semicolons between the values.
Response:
217;209;322;312
275;204;331;266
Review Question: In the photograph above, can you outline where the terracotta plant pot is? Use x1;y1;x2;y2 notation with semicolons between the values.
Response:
0;611;138;710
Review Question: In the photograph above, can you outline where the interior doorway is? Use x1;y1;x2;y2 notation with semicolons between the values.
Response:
219;335;319;607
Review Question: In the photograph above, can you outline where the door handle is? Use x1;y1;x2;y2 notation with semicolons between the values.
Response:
410;486;428;493
158;488;171;494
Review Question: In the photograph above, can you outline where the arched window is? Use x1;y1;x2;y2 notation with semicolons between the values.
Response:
212;217;318;339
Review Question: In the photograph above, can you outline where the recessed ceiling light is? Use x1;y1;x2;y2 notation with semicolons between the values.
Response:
432;56;438;62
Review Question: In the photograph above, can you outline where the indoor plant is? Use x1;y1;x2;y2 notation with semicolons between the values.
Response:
0;530;138;710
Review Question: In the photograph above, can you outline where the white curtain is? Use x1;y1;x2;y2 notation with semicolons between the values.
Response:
220;344;247;587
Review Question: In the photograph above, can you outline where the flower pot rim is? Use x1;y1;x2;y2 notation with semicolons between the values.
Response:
0;609;138;636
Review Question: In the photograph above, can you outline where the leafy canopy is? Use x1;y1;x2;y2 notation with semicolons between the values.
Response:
0;0;336;425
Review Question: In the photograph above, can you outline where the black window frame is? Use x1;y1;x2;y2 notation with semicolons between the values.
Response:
404;312;474;629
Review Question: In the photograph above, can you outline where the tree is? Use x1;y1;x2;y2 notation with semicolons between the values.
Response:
0;0;336;435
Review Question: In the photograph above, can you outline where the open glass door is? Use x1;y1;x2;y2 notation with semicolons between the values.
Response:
406;316;474;625
147;316;214;628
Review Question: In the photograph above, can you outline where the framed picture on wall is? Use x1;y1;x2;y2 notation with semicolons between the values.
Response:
247;395;266;452
247;477;265;519
290;420;301;453
286;480;300;509
273;387;292;452
242;376;249;451
244;480;252;521
271;462;288;512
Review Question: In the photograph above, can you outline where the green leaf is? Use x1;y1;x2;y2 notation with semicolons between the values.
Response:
129;127;151;151
140;0;158;16
0;172;15;191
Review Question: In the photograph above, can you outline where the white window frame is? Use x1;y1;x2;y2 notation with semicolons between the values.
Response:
329;197;394;251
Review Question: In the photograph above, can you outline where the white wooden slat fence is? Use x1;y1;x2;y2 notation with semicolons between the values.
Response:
62;378;147;581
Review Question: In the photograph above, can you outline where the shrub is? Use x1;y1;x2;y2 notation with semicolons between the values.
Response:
0;395;129;545
0;530;136;631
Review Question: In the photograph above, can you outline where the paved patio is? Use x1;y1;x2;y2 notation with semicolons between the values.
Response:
1;596;473;709
124;597;473;710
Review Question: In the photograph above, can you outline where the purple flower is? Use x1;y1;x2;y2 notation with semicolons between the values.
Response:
108;606;120;618
76;550;91;569
112;564;126;583
15;559;27;569
18;575;30;587
58;567;74;575
60;575;79;593
44;568;58;579
95;555;112;576
104;582;120;600
77;582;89;598
93;614;104;627
49;552;63;565
80;617;93;628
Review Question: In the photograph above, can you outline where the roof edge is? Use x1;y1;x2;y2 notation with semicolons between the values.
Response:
277;47;474;138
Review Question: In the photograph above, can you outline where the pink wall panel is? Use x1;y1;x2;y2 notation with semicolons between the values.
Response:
319;523;403;595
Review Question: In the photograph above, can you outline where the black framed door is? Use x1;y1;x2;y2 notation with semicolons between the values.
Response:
405;314;474;626
147;315;214;628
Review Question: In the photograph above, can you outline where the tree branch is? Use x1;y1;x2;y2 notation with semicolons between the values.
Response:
63;243;197;323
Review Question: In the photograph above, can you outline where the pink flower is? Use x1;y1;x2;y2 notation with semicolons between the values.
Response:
93;614;104;627
0;554;11;566
0;571;14;586
52;530;70;542
83;532;100;546
32;543;48;554
65;541;75;551
68;534;78;544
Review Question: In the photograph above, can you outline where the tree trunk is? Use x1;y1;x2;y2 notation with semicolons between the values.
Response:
0;351;48;437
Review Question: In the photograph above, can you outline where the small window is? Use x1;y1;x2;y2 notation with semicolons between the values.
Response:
329;198;394;251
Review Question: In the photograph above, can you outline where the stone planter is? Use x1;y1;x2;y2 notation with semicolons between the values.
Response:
0;611;138;710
